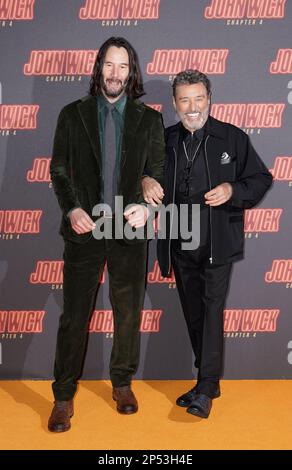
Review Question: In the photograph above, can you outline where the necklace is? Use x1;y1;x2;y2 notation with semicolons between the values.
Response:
182;137;203;167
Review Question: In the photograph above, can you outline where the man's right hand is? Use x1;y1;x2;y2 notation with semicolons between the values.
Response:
142;176;164;207
69;208;96;234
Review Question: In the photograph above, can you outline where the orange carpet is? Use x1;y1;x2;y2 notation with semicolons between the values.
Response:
0;380;291;450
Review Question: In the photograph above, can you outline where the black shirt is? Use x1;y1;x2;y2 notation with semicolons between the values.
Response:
175;122;209;248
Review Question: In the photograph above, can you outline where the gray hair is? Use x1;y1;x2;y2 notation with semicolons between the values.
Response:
172;69;211;97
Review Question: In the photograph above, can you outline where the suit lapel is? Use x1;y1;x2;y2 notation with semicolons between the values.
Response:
121;99;145;168
77;96;101;171
77;96;145;174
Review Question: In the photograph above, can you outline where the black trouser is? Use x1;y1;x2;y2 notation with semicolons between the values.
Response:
171;241;232;398
52;236;147;401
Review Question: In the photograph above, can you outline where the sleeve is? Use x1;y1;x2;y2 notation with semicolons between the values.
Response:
145;111;165;186
50;108;81;217
136;111;166;210
230;132;273;209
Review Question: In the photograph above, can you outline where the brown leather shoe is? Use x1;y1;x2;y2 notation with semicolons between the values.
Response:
48;400;74;433
112;385;138;414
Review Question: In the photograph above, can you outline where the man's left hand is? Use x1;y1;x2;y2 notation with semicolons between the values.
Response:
205;182;233;206
142;176;164;207
124;204;150;228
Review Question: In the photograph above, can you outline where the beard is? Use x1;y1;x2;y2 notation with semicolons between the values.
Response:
179;105;210;131
102;77;127;99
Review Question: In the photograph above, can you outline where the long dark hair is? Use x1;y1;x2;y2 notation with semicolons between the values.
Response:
89;37;145;99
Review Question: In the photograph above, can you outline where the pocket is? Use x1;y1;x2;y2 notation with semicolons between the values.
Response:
229;215;243;223
219;158;236;182
228;216;244;256
229;206;243;223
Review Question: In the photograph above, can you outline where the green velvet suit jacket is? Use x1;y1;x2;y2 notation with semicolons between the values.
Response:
50;95;165;243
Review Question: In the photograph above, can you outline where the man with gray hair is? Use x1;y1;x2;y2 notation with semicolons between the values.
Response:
142;69;272;418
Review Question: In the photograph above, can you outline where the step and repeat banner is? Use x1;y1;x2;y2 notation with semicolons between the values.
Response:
0;0;292;380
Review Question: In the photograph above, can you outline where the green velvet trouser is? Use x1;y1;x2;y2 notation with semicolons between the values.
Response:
52;236;147;401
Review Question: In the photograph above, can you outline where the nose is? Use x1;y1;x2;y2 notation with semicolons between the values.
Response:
187;98;199;112
110;65;119;78
111;66;117;78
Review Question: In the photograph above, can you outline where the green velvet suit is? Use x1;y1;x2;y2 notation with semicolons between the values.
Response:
50;95;165;400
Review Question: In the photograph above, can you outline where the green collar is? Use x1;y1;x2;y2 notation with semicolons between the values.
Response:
97;93;127;115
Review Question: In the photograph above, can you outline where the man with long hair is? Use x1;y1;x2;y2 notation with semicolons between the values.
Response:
48;37;165;432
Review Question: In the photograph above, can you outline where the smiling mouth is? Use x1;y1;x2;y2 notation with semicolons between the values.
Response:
107;79;121;86
186;112;201;118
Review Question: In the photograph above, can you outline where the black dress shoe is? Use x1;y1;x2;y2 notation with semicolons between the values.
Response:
212;386;221;399
186;394;212;419
176;383;220;407
176;386;197;407
196;385;221;399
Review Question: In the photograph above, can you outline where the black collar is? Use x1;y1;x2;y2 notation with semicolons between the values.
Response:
166;115;228;148
180;122;206;142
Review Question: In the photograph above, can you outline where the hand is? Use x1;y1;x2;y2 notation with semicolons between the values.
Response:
69;208;96;234
205;182;233;207
124;204;150;228
142;176;164;207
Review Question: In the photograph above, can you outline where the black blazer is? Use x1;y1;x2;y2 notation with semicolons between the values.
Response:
157;116;273;276
50;95;165;243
